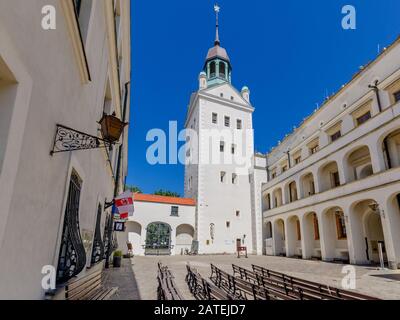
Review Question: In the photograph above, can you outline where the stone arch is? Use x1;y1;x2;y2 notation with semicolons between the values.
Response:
343;145;373;182
318;161;341;192
272;187;283;207
299;172;316;198
126;221;142;255
175;224;195;255
302;212;321;259
380;128;400;170
320;206;349;262
273;219;285;256
286;215;302;257
349;199;386;265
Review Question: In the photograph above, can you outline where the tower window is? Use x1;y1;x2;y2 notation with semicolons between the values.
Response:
212;113;218;124
220;171;226;183
226;221;230;228
231;144;236;154
232;173;238;184
219;62;226;78
220;141;225;152
236;210;240;217
224;116;230;127
237;119;242;129
210;61;216;78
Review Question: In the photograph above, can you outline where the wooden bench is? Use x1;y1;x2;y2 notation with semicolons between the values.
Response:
64;269;117;300
210;264;277;300
157;262;183;300
186;264;232;300
252;264;378;300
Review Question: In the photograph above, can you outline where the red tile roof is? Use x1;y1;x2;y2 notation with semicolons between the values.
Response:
133;193;196;206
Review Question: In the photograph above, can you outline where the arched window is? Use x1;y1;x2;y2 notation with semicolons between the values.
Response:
219;62;226;78
210;62;216;78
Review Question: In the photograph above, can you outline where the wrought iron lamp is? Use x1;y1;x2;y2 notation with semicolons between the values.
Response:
50;112;127;155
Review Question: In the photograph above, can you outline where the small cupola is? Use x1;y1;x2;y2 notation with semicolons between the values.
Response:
202;4;232;87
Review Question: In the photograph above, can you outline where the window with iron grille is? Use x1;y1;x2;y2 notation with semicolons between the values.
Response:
335;212;347;239
171;206;179;217
237;119;242;129
56;172;86;285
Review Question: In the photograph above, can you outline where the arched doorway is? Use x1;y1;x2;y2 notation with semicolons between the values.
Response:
321;207;349;262
286;216;302;257
145;222;172;255
273;219;285;256
175;224;194;255
318;161;341;192
125;221;142;256
302;212;321;259
350;200;387;265
264;221;273;255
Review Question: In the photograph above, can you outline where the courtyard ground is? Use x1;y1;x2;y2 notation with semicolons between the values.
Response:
105;254;400;300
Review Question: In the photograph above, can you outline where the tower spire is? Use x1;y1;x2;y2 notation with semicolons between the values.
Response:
214;4;220;46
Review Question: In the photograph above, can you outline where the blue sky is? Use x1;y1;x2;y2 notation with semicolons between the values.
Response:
127;0;400;195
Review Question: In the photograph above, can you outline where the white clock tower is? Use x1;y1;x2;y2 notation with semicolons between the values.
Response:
184;5;266;255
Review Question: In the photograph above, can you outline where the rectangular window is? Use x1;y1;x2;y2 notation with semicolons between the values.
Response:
231;144;236;154
282;165;288;173
310;145;319;155
171;206;179;217
232;173;238;184
226;221;230;228
212;113;218;124
220;141;225;152
271;171;277;179
236;210;240;217
356;111;371;126
220;171;226;183
394;90;400;103
330;130;341;142
335;212;347;239
294;156;301;165
224;116;230;127
237;119;242;129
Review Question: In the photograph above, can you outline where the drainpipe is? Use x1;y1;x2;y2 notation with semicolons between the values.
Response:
105;81;131;268
368;80;382;112
369;81;392;169
285;150;291;169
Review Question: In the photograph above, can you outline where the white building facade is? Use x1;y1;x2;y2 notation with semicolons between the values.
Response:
0;0;131;299
116;194;196;256
183;20;266;255
262;37;400;270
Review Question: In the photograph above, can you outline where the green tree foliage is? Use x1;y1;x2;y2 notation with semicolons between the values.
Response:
126;185;142;194
153;189;180;198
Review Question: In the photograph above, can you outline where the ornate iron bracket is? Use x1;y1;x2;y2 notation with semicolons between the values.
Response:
50;124;111;155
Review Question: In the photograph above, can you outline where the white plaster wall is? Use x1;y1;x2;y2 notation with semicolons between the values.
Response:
0;0;130;299
116;201;196;256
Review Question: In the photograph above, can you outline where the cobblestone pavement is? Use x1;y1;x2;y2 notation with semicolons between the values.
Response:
110;255;400;300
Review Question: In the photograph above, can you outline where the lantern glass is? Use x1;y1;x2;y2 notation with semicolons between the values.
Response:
99;114;126;143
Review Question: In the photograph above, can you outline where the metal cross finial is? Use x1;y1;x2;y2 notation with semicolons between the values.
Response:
214;4;221;45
